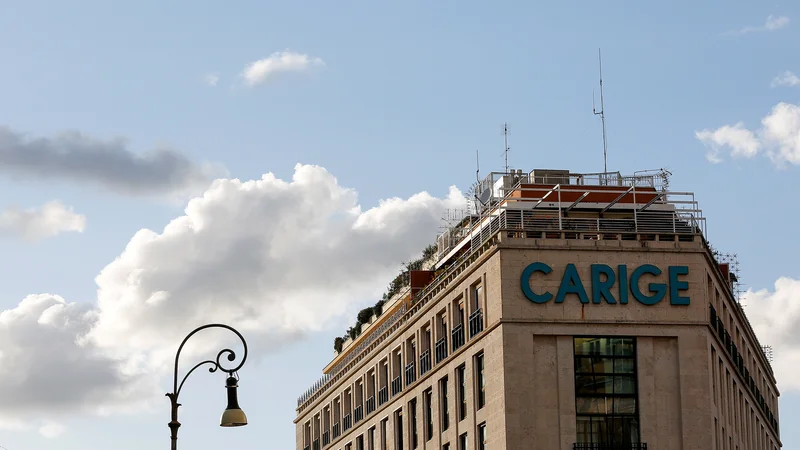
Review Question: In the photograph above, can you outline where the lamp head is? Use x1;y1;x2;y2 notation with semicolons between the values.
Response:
220;375;247;427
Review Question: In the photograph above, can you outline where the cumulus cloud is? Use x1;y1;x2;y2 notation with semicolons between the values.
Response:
0;294;158;432
771;71;800;88
242;50;324;87
0;126;225;198
0;164;466;430
695;102;800;166
728;14;790;35
743;277;800;392
695;122;760;163
0;201;86;242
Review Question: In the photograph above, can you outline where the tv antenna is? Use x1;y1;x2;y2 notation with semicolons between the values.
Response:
503;123;510;174
476;149;480;184
592;49;608;178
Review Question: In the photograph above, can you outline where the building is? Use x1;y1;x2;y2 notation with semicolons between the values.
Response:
295;168;781;450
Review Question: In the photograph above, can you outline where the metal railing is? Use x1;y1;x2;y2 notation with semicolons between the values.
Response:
419;349;431;375
354;405;363;423
435;336;448;363
469;308;483;338
312;439;320;450
366;396;376;415
405;361;416;385
573;444;648;450
343;414;352;431
322;431;330;446
451;323;465;351
378;386;388;405
391;376;402;396
332;422;340;439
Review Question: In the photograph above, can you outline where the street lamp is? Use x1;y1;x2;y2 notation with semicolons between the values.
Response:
166;324;249;450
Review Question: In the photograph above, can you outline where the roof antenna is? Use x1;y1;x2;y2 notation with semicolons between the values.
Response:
476;149;480;184
503;122;510;174
592;48;608;182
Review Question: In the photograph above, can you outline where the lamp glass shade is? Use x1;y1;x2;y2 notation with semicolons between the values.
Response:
220;376;248;427
220;407;248;427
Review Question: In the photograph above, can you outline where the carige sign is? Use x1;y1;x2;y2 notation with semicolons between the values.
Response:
520;262;690;306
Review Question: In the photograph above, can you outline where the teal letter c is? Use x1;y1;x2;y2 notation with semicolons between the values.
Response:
521;262;553;304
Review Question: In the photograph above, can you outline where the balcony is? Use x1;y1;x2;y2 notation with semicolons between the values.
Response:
405;361;416;385
378;386;389;405
419;349;432;375
573;444;648;450
435;336;448;363
354;405;363;423
322;431;330;446
469;308;484;338
313;439;320;450
391;376;402;396
343;413;352;431
451;323;465;351
366;395;376;415
332;422;341;439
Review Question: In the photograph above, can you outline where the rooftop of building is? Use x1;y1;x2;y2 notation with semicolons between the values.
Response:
295;167;770;413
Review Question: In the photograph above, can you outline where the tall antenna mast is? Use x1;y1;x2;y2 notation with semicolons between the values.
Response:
592;48;608;178
476;149;480;184
503;122;510;174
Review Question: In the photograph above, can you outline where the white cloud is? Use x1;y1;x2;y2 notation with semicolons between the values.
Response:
695;122;760;163
743;277;800;392
0;201;86;242
729;14;790;34
39;422;66;438
0;164;466;431
771;71;800;88
204;73;220;87
0;126;225;199
241;50;324;87
695;102;800;166
0;294;158;432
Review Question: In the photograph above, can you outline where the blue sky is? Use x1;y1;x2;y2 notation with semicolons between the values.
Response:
1;1;799;449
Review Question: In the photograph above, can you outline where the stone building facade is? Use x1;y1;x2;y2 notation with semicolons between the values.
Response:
295;169;781;450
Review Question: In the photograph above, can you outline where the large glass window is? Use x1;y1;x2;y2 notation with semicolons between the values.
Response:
457;365;467;420
574;337;640;446
475;352;486;409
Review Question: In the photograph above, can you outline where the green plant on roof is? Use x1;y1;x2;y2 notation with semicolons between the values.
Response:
333;243;438;352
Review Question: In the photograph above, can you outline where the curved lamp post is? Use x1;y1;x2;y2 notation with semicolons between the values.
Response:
166;324;249;450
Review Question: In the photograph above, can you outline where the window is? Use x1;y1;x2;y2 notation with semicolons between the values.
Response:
409;398;418;449
443;444;450;450
424;388;434;441
574;337;640;446
440;376;450;430
345;443;352;450
368;427;376;450
478;422;487;450
475;352;486;409
394;410;404;450
459;432;468;450
457;365;467;421
380;418;388;450
356;434;364;450
472;284;482;311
